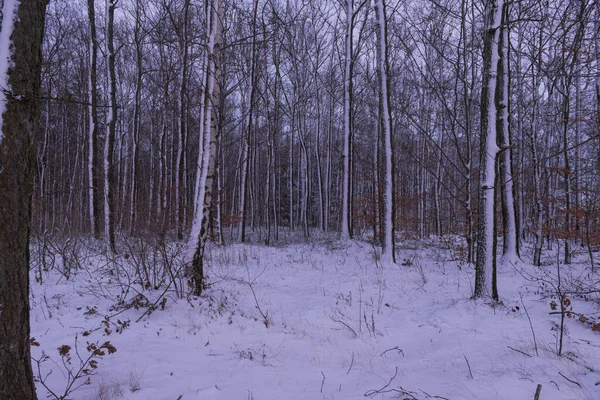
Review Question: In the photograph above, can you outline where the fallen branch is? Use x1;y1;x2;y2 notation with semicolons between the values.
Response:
364;367;399;397
558;371;581;388
507;345;532;358
463;354;473;379
346;352;354;375
419;389;450;400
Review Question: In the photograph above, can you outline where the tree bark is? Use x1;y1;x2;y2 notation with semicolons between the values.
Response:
0;0;48;398
104;0;117;252
87;0;102;238
188;0;222;296
240;0;258;243
497;2;519;263
474;0;503;300
374;0;395;265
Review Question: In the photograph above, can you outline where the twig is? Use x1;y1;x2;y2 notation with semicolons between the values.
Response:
346;352;354;374
507;345;532;357
558;371;581;388
520;292;539;356
330;316;357;338
320;371;326;393
419;389;450;400
135;280;172;323
364;367;399;397
359;281;363;333
533;384;542;400
463;354;473;379
380;346;404;357
234;270;270;327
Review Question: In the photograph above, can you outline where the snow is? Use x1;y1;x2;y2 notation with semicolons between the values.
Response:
30;236;600;400
0;0;20;147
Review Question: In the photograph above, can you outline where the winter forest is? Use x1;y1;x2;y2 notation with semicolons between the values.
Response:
1;0;600;398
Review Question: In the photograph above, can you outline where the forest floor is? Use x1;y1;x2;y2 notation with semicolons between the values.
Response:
29;234;600;400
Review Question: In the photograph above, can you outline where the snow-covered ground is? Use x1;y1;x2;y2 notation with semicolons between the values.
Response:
29;235;600;399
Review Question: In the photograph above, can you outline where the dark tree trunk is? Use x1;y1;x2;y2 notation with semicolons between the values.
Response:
87;0;102;238
0;0;48;398
104;0;117;253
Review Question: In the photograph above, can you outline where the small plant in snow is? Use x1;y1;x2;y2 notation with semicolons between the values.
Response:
31;335;117;400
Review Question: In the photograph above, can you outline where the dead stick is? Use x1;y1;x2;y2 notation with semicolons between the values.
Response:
463;354;473;379
507;345;532;357
346;352;354;375
533;384;542;400
520;292;539;356
558;371;581;388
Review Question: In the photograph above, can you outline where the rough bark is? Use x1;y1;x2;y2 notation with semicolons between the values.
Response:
0;0;48;398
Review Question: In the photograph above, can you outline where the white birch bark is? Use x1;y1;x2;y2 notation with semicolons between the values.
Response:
187;0;222;280
498;4;519;264
0;0;20;147
474;0;503;299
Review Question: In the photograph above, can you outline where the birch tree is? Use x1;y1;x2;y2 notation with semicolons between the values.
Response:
474;0;503;300
497;1;519;263
188;0;222;296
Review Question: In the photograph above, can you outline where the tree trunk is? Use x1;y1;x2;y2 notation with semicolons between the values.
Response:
374;0;395;265
87;0;102;238
474;0;503;300
0;0;48;398
188;0;222;296
341;0;355;239
497;2;519;263
129;0;143;236
104;0;117;252
175;0;190;240
239;0;258;243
